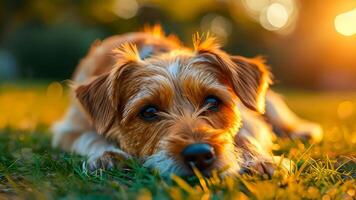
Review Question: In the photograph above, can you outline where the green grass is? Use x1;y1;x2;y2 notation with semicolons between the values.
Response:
0;84;355;199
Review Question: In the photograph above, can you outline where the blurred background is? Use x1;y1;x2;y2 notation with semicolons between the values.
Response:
1;0;356;90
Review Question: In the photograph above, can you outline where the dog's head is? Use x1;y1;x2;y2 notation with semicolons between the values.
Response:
75;34;271;176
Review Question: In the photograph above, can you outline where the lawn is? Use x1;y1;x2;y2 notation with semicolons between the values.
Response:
0;82;355;200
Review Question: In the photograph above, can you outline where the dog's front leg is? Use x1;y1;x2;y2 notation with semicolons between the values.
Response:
239;152;293;178
236;129;293;177
52;106;130;171
239;148;293;177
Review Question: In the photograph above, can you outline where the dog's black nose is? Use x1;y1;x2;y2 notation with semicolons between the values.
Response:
181;143;216;170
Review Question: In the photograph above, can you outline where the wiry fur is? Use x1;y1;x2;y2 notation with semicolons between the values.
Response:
52;25;323;177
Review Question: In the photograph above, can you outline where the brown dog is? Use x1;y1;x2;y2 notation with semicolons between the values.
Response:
52;25;323;176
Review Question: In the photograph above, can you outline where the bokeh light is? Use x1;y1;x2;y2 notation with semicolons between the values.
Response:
334;8;356;36
46;82;63;100
113;0;139;19
266;3;289;29
337;101;354;119
241;0;298;34
200;14;232;44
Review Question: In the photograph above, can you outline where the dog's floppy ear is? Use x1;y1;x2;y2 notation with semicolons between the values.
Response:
75;43;141;134
193;33;272;113
229;55;271;113
76;73;116;134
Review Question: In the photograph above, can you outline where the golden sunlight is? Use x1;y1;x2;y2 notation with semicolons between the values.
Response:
334;8;356;36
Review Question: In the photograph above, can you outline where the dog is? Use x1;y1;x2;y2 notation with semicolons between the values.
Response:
52;25;323;177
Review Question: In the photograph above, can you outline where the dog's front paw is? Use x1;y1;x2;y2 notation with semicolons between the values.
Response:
87;150;129;171
291;120;323;143
240;156;294;178
240;160;275;177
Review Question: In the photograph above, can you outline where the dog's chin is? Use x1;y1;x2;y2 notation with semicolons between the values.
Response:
142;148;242;177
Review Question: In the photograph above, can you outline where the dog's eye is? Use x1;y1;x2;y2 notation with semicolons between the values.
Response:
139;105;159;121
204;95;221;112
